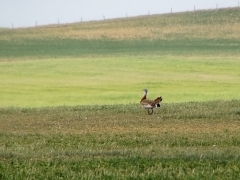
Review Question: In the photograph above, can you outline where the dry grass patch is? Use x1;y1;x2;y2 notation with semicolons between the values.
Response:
1;8;240;41
1;100;240;135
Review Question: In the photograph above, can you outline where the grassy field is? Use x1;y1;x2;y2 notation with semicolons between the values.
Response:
1;100;240;179
0;8;240;107
0;56;240;107
0;7;240;179
1;8;240;58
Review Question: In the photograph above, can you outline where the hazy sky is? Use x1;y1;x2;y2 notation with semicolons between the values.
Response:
0;0;239;28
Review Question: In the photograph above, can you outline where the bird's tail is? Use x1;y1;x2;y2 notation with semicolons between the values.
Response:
153;97;162;108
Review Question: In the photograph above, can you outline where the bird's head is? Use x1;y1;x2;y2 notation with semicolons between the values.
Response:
142;89;148;93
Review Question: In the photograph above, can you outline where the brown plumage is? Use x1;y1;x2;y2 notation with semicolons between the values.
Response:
140;89;162;115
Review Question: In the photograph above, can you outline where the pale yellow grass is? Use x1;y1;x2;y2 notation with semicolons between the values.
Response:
3;24;239;41
1;8;240;41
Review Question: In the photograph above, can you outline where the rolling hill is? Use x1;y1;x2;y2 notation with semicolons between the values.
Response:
0;7;240;58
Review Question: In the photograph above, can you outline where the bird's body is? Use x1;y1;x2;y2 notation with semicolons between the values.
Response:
140;89;162;115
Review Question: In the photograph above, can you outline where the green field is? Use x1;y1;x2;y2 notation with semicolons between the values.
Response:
0;56;240;107
0;7;240;179
1;101;240;179
0;8;240;107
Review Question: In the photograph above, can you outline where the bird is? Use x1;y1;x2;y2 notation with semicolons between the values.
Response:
140;89;162;115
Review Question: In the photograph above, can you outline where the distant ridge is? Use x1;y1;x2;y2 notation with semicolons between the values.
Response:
1;7;239;41
0;7;239;58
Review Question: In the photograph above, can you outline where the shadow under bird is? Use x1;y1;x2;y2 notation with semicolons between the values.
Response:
140;89;162;115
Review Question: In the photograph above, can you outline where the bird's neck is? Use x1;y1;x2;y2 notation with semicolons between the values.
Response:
141;92;147;101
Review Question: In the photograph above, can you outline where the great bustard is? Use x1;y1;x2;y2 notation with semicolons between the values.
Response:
140;89;162;115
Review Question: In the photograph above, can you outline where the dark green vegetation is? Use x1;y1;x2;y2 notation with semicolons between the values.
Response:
1;100;240;179
1;38;240;58
1;8;240;58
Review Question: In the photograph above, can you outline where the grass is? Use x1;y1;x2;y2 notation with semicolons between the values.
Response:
1;38;240;58
1;8;240;41
0;56;240;107
0;8;240;58
1;100;240;179
1;7;240;179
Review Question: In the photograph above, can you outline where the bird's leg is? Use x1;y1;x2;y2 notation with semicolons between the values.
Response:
148;109;153;115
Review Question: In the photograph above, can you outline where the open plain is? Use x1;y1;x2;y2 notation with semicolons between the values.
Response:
0;7;240;179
